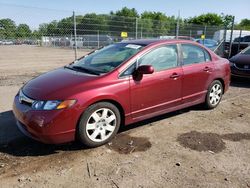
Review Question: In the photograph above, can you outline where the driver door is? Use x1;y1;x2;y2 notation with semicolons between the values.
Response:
129;44;183;120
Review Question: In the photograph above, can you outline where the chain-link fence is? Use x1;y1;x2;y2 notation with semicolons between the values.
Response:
0;3;240;60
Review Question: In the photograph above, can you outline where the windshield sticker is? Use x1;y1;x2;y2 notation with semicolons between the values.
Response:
125;44;142;49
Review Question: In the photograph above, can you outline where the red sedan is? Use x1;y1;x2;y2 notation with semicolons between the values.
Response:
13;39;230;147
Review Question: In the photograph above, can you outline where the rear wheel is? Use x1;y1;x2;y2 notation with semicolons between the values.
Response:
205;80;223;109
77;102;121;147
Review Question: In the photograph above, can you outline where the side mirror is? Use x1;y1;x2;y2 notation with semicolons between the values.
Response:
136;65;154;75
132;65;154;81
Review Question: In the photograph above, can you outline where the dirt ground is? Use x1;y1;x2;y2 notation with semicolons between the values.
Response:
0;45;250;188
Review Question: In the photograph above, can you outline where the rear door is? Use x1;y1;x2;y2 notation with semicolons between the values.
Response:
129;44;183;119
180;44;215;103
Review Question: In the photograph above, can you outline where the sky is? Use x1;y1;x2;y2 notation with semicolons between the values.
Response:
0;0;249;29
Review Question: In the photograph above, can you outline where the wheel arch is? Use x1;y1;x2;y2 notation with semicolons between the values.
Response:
75;98;126;140
213;78;225;94
93;99;125;126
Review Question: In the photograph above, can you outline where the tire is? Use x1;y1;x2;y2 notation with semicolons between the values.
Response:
77;102;121;147
205;80;223;109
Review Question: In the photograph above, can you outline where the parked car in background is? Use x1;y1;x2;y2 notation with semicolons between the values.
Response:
70;35;113;49
2;40;14;45
233;35;250;43
213;30;250;42
52;37;70;47
229;46;250;78
195;39;218;51
159;36;195;41
13;39;230;147
177;36;195;41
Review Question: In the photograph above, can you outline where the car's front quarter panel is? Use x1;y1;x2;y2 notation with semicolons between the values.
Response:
72;72;131;124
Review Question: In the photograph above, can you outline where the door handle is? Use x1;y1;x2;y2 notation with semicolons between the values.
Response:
203;66;212;72
170;73;180;79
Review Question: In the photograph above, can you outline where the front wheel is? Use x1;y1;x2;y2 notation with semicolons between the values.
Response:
77;102;121;147
205;80;223;109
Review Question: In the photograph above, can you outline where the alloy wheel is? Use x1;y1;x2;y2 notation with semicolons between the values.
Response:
209;83;222;106
85;108;117;142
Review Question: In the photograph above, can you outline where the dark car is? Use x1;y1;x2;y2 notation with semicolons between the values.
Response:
229;46;250;78
13;39;230;147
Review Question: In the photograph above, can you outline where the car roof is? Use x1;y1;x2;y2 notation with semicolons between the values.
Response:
120;39;182;46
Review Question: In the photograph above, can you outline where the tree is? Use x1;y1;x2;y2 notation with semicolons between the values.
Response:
16;24;32;38
109;7;139;37
47;20;59;36
140;11;176;37
186;13;223;26
77;13;109;35
221;14;234;28
112;7;139;18
37;23;49;36
0;18;16;39
238;19;250;30
57;16;74;35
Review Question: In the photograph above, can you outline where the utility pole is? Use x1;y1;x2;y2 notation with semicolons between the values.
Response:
73;11;77;60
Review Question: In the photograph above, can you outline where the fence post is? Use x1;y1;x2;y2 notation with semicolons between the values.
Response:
228;16;235;58
203;25;207;45
176;10;180;39
222;25;227;57
237;29;242;53
73;11;77;61
135;17;138;39
97;30;100;48
140;18;143;39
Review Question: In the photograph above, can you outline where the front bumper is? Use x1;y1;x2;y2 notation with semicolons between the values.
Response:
12;95;80;144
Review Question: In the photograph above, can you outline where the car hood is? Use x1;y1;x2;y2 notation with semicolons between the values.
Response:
230;54;250;65
22;67;99;100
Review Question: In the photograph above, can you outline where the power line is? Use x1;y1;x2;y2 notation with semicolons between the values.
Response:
0;2;72;13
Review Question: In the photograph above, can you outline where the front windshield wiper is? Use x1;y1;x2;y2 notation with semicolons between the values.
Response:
70;65;101;75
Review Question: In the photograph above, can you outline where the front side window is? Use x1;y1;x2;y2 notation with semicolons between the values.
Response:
181;44;211;65
138;45;178;72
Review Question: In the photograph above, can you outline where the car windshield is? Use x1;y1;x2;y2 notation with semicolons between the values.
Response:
241;46;250;55
70;43;144;74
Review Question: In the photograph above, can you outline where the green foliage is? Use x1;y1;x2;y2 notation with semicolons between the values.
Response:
186;13;224;26
0;18;16;39
238;19;250;30
1;8;249;40
221;14;234;28
141;11;176;37
112;7;139;18
77;13;109;35
109;7;139;37
16;24;32;38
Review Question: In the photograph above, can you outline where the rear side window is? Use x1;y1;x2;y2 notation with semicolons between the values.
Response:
181;44;211;65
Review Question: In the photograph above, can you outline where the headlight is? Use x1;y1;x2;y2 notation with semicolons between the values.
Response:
32;100;76;110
